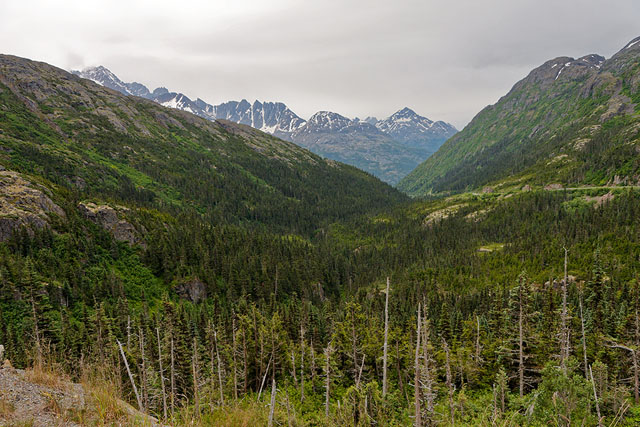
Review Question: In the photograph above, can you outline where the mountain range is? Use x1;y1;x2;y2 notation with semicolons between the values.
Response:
1;54;404;237
72;66;456;184
398;36;640;196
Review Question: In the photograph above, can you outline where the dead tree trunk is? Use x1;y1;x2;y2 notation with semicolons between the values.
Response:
579;293;588;379
414;303;422;427
214;327;225;405
139;327;148;411
232;315;238;401
324;342;334;419
560;247;570;374
589;365;603;426
117;339;143;412
383;276;390;398
192;337;200;417
635;306;640;404
156;328;167;420
421;316;435;422
290;350;298;387
475;315;482;366
351;307;362;388
170;337;175;416
127;315;131;349
268;378;277;427
242;326;248;395
300;323;305;403
518;277;525;398
443;338;455;425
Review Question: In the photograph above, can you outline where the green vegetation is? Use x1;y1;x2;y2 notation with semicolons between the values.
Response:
2;53;640;426
399;44;640;196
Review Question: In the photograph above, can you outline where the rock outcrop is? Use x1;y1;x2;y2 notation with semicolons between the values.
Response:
175;278;207;303
0;170;65;241
78;202;143;246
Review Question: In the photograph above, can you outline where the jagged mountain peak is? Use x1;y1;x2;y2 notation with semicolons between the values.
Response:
306;111;353;131
392;107;420;118
72;65;130;94
70;65;455;184
375;108;456;144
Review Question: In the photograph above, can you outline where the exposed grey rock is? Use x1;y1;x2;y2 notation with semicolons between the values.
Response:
175;278;207;303
78;202;144;246
0;170;65;241
375;107;457;156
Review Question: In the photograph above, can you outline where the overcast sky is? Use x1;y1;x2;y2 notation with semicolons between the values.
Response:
1;0;638;129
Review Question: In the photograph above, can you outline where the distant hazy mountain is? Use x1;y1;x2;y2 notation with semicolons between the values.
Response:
289;111;425;184
375;107;457;156
72;66;456;184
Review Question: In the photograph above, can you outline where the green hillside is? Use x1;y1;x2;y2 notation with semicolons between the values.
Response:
3;52;640;426
0;54;406;236
398;37;640;196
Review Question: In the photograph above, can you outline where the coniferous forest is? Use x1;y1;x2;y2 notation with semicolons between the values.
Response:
1;36;640;426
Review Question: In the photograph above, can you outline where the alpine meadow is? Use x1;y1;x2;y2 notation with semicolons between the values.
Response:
1;3;640;426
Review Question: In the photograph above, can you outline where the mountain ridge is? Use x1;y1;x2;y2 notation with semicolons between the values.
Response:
398;36;640;196
72;66;457;184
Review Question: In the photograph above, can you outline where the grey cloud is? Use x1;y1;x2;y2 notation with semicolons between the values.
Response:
1;0;638;129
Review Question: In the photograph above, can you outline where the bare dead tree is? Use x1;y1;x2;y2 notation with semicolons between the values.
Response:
324;341;334;419
117;339;143;412
383;277;390;398
311;338;317;394
589;364;603;426
635;297;640;405
579;292;588;379
127;315;131;349
170;336;175;416
268;378;277;427
290;349;298;387
443;338;455;425
242;324;248;395
560;247;570;374
350;305;365;389
300;322;305;403
606;341;639;405
138;327;149;411
192;337;200;418
420;315;436;424
156;328;167;420
232;314;238;401
258;357;272;402
475;315;482;366
213;326;225;405
414;303;422;427
518;276;525;398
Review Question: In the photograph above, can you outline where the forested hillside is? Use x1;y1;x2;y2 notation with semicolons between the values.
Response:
399;37;640;196
2;53;640;426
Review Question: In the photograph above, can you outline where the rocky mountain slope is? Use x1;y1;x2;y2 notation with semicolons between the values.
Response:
72;66;456;184
1;54;405;238
290;111;426;184
373;107;457;155
398;37;640;196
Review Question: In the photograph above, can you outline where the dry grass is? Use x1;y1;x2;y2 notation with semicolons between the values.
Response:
85;381;128;424
0;394;16;418
23;364;68;390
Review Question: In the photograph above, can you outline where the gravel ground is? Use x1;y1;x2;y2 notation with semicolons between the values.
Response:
0;365;85;426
